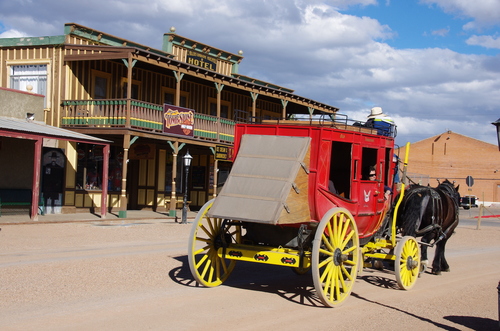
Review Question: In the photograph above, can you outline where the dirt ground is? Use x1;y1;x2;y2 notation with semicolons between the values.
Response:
0;210;498;331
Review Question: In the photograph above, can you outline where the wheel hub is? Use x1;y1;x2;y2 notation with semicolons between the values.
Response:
214;232;231;250
406;256;418;270
334;248;344;266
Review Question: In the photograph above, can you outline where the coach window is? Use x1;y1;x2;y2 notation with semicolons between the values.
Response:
361;147;378;180
329;141;352;199
385;147;394;187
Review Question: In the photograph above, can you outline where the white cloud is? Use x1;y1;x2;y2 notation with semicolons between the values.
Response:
421;0;500;29
431;27;450;37
0;29;25;38
466;34;500;49
0;0;498;145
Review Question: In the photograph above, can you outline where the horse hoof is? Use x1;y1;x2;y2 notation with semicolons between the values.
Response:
443;268;450;272
419;260;428;276
432;270;442;275
421;260;428;272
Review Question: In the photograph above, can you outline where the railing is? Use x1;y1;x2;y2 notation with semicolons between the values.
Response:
61;99;126;127
61;99;235;143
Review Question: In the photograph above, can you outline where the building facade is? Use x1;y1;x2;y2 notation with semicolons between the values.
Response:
0;23;341;215
398;130;500;204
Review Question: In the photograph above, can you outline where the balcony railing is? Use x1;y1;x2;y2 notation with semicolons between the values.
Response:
61;99;235;143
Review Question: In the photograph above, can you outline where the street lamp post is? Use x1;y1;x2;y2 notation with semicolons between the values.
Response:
493;120;500;327
181;151;192;224
492;118;500;151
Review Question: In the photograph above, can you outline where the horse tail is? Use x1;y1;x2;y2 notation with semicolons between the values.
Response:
398;188;431;237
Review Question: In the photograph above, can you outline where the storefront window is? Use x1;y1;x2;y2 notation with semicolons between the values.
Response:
164;153;182;194
76;144;123;191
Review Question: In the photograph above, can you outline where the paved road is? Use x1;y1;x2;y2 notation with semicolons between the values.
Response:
0;212;498;330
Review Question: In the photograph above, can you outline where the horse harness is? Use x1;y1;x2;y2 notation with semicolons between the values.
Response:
410;185;459;245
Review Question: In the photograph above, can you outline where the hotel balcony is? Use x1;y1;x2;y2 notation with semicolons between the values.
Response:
61;99;236;143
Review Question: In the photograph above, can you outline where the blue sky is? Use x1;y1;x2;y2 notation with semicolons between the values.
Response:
344;1;499;55
0;0;499;146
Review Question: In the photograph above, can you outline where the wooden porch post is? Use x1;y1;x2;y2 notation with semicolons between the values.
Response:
213;158;218;199
251;92;258;122
308;106;314;121
125;54;133;128
119;134;130;218
100;144;109;218
281;99;288;120
214;83;224;141
174;71;184;106
30;138;43;221
168;141;185;216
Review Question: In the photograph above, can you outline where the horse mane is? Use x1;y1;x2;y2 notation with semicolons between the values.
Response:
436;179;461;206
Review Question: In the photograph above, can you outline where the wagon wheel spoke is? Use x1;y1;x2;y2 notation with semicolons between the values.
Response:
312;208;359;307
395;236;420;290
188;200;241;287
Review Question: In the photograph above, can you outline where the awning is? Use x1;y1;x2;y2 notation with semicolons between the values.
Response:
0;116;111;221
0;117;111;143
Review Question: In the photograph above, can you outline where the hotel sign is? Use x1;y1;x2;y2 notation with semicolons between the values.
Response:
186;50;217;71
163;104;195;137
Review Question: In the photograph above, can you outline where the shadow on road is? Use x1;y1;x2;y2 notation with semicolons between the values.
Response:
444;315;498;330
351;292;461;330
361;274;399;290
169;255;327;307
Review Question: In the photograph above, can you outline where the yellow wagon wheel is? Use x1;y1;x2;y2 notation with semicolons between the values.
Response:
394;236;420;290
312;208;359;307
188;199;241;287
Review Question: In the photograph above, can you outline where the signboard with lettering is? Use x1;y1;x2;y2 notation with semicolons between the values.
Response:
214;145;234;161
129;143;155;159
163;104;195;137
186;50;217;71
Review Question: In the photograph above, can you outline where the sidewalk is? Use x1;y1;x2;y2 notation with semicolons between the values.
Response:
1;205;498;226
459;205;500;220
0;209;199;225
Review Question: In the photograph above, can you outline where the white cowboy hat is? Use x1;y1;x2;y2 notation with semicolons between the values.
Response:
367;106;385;119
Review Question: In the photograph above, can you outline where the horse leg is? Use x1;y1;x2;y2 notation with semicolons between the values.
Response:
419;234;431;275
432;239;449;275
438;238;450;272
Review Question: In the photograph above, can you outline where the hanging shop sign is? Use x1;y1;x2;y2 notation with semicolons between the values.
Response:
129;143;155;160
214;145;234;161
163;104;195;137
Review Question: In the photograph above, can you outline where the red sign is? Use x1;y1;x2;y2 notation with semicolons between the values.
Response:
77;149;85;160
163;104;195;137
129;144;155;160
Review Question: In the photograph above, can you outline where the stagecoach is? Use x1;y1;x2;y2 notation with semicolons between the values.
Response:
187;117;418;307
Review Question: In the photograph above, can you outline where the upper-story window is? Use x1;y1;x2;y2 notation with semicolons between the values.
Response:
162;87;188;108
92;70;111;99
10;64;47;105
209;97;230;118
121;77;141;99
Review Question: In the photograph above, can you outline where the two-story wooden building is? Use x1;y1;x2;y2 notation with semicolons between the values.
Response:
0;23;341;216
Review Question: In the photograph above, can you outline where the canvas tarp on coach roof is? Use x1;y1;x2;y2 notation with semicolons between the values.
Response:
208;134;311;224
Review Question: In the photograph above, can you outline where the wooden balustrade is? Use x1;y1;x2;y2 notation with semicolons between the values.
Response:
61;99;235;143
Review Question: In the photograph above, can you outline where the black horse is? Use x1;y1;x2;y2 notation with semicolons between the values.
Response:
396;179;460;275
